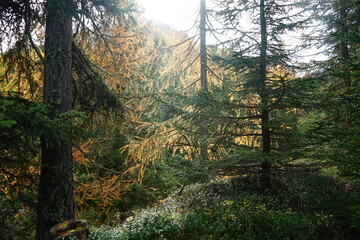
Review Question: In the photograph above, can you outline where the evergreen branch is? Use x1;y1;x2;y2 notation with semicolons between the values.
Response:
74;143;126;176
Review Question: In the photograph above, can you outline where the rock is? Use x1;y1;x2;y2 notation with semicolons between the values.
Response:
50;219;89;240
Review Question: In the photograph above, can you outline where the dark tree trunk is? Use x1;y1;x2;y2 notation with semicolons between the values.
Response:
200;0;208;161
37;0;75;239
259;0;271;188
200;0;208;93
335;0;352;128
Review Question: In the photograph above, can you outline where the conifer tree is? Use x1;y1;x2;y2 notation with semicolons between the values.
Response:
36;1;75;239
1;0;135;238
307;0;360;178
213;0;305;187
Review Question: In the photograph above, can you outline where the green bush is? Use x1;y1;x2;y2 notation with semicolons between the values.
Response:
280;174;360;231
143;156;210;198
182;199;327;240
89;227;124;240
89;208;183;240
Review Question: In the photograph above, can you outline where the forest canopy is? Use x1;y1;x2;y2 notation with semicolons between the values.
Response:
0;0;359;239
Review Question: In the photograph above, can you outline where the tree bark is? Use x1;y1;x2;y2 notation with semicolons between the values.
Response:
259;0;271;188
335;0;352;128
37;0;75;239
200;0;208;93
200;0;208;161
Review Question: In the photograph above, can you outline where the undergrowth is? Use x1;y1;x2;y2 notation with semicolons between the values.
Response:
89;173;360;240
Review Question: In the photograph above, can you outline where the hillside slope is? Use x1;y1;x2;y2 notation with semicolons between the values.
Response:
89;173;360;240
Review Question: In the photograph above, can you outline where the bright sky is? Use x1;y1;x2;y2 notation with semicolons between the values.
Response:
135;0;201;31
134;0;326;63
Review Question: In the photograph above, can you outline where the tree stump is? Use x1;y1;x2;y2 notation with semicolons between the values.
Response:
50;219;89;240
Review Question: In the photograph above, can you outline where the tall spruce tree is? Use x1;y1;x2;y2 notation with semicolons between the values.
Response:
307;0;360;178
214;0;305;187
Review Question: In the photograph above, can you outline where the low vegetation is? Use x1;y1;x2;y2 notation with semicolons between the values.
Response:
88;159;360;240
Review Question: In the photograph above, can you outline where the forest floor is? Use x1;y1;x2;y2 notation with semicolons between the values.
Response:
88;168;360;240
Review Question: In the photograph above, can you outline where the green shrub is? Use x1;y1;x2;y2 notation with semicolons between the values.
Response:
281;174;360;230
89;227;124;240
143;156;210;198
182;199;327;240
89;208;183;240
